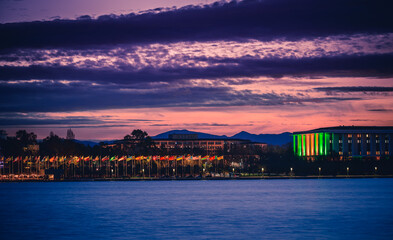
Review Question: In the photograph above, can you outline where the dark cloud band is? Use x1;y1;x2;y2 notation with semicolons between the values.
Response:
1;54;393;83
0;79;361;113
1;0;392;50
314;86;393;92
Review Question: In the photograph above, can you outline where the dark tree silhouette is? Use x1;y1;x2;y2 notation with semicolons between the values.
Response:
66;128;75;140
16;130;37;146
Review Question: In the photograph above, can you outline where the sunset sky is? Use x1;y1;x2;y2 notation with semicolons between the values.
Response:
1;0;393;140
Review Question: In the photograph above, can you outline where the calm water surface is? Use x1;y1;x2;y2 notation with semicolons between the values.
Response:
1;179;393;239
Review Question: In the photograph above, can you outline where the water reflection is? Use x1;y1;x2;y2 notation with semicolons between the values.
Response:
1;179;393;239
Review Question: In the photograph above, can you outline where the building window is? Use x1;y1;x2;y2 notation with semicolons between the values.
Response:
376;134;380;154
358;142;361;155
385;136;389;152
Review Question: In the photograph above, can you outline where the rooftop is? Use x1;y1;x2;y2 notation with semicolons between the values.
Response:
293;126;393;135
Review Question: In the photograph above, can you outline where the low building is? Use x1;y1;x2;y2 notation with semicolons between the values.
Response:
102;134;267;154
154;134;267;154
293;126;393;160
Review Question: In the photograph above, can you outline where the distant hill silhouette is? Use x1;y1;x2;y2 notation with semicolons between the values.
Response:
74;139;114;147
230;131;292;145
74;130;292;146
152;129;292;145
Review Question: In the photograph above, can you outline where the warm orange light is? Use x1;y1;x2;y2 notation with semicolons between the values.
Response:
306;134;310;156
311;134;315;156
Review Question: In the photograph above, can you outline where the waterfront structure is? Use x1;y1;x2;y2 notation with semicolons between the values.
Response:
0;155;227;180
153;134;267;154
105;134;267;154
293;126;393;160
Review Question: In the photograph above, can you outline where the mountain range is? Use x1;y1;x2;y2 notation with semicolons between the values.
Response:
152;129;292;145
75;129;292;146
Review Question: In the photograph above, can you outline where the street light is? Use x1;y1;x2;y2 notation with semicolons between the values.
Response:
262;167;264;176
290;167;293;176
142;168;145;179
173;168;175;176
318;167;321;176
346;167;349;176
374;166;378;175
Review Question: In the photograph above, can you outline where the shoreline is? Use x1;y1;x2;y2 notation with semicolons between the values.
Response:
1;175;393;182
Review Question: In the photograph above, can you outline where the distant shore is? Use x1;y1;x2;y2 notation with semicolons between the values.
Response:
1;175;393;182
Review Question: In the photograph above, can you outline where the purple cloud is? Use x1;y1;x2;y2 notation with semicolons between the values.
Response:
1;0;392;50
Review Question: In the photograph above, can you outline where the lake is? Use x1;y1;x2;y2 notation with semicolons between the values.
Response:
1;179;393;239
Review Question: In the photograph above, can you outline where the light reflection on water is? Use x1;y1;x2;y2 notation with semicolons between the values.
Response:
1;179;393;239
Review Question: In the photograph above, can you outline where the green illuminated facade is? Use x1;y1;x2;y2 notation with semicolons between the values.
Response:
293;132;332;157
293;126;393;159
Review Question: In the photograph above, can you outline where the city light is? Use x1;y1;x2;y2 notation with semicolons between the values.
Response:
294;132;332;157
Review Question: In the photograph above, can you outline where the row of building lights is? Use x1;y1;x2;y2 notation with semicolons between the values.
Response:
256;166;379;175
112;166;380;176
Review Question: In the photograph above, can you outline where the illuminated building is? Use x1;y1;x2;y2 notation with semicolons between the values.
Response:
103;134;267;154
154;134;267;154
293;126;393;160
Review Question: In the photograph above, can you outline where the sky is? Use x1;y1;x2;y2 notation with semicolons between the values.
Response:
0;0;393;140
